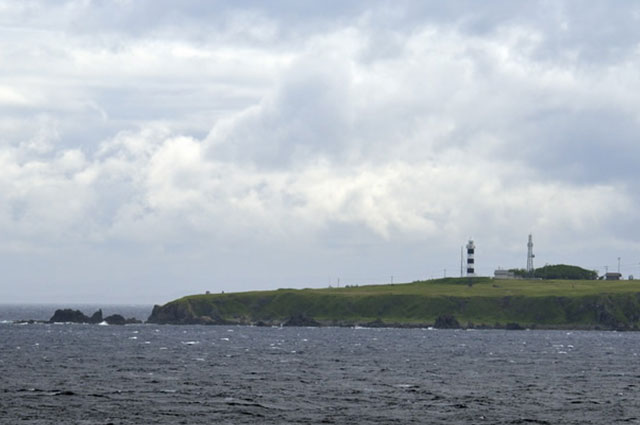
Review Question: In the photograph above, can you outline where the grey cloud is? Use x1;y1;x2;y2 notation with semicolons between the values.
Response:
2;0;640;303
206;57;353;167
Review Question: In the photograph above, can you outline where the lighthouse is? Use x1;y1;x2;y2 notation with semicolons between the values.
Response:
466;240;476;277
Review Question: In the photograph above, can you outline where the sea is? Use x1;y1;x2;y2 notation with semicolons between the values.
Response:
1;305;639;424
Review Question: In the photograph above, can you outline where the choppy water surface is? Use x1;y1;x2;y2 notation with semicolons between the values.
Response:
1;319;640;423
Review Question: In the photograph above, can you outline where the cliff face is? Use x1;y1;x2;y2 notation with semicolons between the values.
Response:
146;287;640;330
147;301;227;325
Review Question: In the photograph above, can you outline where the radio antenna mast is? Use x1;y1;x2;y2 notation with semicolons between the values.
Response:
527;234;535;276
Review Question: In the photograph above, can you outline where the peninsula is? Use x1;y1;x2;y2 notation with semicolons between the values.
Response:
147;277;640;330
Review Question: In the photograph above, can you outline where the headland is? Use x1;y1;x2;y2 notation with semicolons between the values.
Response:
147;277;640;330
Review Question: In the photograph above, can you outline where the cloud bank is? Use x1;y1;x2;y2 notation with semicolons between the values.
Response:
1;1;639;303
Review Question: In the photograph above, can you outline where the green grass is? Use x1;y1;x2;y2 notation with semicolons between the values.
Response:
153;278;640;329
185;277;640;298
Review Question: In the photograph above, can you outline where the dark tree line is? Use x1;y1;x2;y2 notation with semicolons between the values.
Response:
510;264;598;280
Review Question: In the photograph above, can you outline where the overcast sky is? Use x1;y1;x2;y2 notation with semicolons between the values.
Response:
1;0;640;304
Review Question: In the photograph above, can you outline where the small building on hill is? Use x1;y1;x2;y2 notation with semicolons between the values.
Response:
605;272;622;281
494;269;515;279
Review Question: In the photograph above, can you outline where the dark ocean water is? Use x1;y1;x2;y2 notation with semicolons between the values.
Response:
1;306;640;424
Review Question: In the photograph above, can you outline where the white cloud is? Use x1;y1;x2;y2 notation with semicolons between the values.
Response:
1;0;640;302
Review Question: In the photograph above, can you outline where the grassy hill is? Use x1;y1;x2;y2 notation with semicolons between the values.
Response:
147;277;640;330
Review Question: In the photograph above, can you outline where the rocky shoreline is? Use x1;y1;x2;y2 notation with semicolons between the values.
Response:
8;312;637;331
6;303;640;332
145;308;639;331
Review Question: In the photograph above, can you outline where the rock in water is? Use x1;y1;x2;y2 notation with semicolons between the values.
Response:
104;314;126;325
434;314;461;329
89;309;103;324
48;308;137;325
49;309;90;323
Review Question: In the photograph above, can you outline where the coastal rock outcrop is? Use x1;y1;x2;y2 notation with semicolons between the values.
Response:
89;309;103;323
49;309;92;323
48;309;140;325
147;302;226;325
434;314;461;329
505;322;524;330
104;314;126;325
282;313;321;327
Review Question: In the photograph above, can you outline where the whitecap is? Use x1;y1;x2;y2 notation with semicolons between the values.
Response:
220;337;230;341
182;341;200;345
129;336;138;340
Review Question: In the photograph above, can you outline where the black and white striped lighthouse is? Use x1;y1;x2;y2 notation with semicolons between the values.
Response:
466;240;476;277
